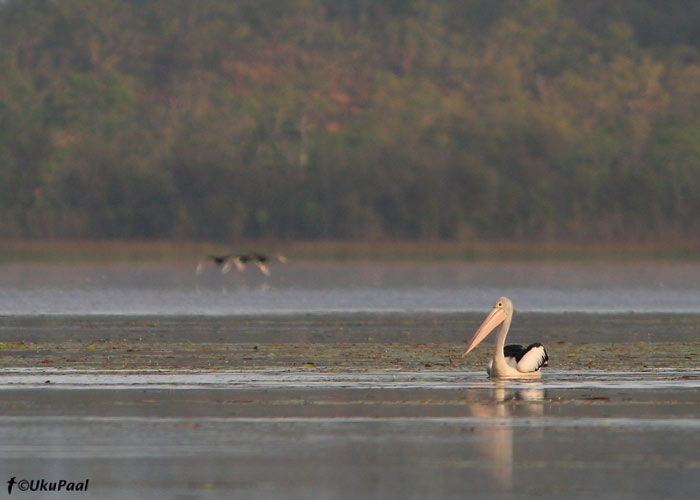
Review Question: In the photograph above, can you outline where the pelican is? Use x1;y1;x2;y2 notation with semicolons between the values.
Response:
461;297;548;378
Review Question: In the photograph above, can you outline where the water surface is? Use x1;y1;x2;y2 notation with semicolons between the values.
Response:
1;261;699;498
1;367;700;499
1;261;699;314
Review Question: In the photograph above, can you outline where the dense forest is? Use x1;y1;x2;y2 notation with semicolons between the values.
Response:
1;0;699;242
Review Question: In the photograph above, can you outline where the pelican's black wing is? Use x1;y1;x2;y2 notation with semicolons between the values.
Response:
504;343;549;371
504;344;526;360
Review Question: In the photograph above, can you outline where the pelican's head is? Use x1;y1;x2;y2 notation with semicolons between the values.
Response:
461;296;513;358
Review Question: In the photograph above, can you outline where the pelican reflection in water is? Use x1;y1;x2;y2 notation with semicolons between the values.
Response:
465;384;545;496
462;297;548;378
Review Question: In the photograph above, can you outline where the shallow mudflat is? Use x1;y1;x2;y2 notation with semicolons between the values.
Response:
0;313;699;498
1;312;698;371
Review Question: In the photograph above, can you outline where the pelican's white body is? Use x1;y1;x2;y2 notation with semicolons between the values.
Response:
486;344;548;376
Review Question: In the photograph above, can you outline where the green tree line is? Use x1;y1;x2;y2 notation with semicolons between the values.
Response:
1;0;699;241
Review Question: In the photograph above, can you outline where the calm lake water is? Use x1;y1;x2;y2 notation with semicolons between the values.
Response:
1;260;699;499
2;369;700;499
0;261;698;314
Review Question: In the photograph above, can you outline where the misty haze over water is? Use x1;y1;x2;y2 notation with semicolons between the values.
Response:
1;261;698;315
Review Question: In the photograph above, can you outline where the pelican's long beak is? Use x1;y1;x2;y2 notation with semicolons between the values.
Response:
461;307;507;357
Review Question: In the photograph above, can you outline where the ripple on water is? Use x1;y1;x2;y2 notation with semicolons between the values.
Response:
0;368;699;390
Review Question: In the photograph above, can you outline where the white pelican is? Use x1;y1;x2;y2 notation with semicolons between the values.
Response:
461;297;548;378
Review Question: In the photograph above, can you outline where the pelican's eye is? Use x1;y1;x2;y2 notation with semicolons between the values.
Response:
497;302;503;308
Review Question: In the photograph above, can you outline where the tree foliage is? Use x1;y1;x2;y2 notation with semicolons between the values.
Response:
1;0;698;241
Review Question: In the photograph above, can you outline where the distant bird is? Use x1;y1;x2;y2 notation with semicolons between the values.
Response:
197;252;287;276
236;253;288;276
250;253;288;276
196;255;238;274
461;297;548;379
